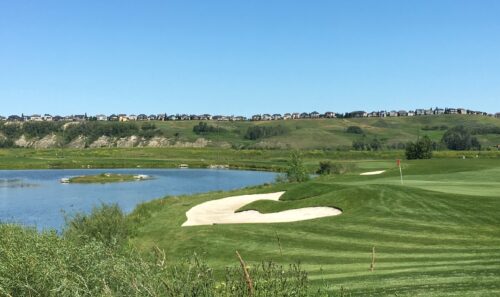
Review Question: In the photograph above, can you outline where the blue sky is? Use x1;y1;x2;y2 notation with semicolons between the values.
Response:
1;0;499;116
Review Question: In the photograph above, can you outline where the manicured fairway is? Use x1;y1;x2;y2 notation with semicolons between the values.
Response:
130;158;500;296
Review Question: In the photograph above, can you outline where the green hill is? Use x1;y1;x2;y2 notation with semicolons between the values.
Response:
2;115;500;150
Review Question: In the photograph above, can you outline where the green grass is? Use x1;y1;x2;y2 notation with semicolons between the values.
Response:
130;158;500;296
149;115;500;149
0;146;498;171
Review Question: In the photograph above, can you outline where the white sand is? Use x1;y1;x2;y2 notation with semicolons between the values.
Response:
182;191;342;226
360;170;386;176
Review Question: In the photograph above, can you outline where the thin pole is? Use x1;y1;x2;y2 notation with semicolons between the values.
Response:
399;165;403;185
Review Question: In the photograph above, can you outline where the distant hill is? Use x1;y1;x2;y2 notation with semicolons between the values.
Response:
1;115;499;150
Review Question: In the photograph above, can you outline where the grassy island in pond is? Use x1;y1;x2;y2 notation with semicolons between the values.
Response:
64;173;151;184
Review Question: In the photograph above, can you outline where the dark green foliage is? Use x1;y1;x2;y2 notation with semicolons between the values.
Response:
0;222;317;297
22;121;63;139
441;126;481;150
193;122;224;134
421;125;448;131
317;161;334;175
346;125;364;134
0;123;23;139
317;161;355;175
0;138;15;148
244;125;288;140
63;203;131;248
405;135;433;159
352;137;383;151
286;151;310;182
63;122;162;143
469;125;500;135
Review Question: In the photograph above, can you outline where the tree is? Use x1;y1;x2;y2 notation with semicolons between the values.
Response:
405;135;433;159
286;151;309;182
316;161;333;175
441;125;481;150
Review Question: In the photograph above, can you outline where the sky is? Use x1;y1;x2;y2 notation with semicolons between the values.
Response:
1;0;500;116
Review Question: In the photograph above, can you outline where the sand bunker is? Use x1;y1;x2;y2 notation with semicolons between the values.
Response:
182;192;342;226
360;170;386;176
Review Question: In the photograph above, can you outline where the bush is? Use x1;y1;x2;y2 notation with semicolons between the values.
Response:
405;136;433;159
317;161;355;175
63;203;131;248
346;126;364;134
286;151;309;182
352;137;384;151
0;222;321;297
244;125;288;140
441;126;481;150
193;122;224;134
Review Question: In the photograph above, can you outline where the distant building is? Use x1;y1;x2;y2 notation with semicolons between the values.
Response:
43;114;53;121
397;110;408;117
262;114;272;120
108;114;119;121
324;111;336;118
96;114;107;121
299;112;310;119
291;113;300;119
389;110;398;117
434;108;445;115
458;108;467;115
251;114;261;121
137;114;148;121
7;115;22;122
283;113;292;120
310;111;320;119
495;113;500;118
350;111;367;118
30;114;43;121
272;114;282;120
148;114;157;121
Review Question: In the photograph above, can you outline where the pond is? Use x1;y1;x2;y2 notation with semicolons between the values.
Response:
0;169;277;230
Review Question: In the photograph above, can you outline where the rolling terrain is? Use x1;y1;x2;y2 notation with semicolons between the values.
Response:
1;115;500;150
130;158;500;296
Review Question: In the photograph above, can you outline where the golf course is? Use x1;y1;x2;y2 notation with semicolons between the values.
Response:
1;116;500;296
128;157;500;296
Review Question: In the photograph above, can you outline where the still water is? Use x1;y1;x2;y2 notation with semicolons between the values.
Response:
0;169;277;230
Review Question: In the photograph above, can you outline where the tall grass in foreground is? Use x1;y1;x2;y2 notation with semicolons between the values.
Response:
0;204;344;297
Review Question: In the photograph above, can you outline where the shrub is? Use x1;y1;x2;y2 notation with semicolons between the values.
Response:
63;203;131;248
352;137;384;151
405;135;433;159
193;122;224;134
244;125;288;140
346;126;363;134
0;223;321;297
317;161;355;175
441;126;481;150
286;151;310;182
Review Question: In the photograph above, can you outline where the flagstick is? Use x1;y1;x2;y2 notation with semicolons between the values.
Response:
399;164;404;185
